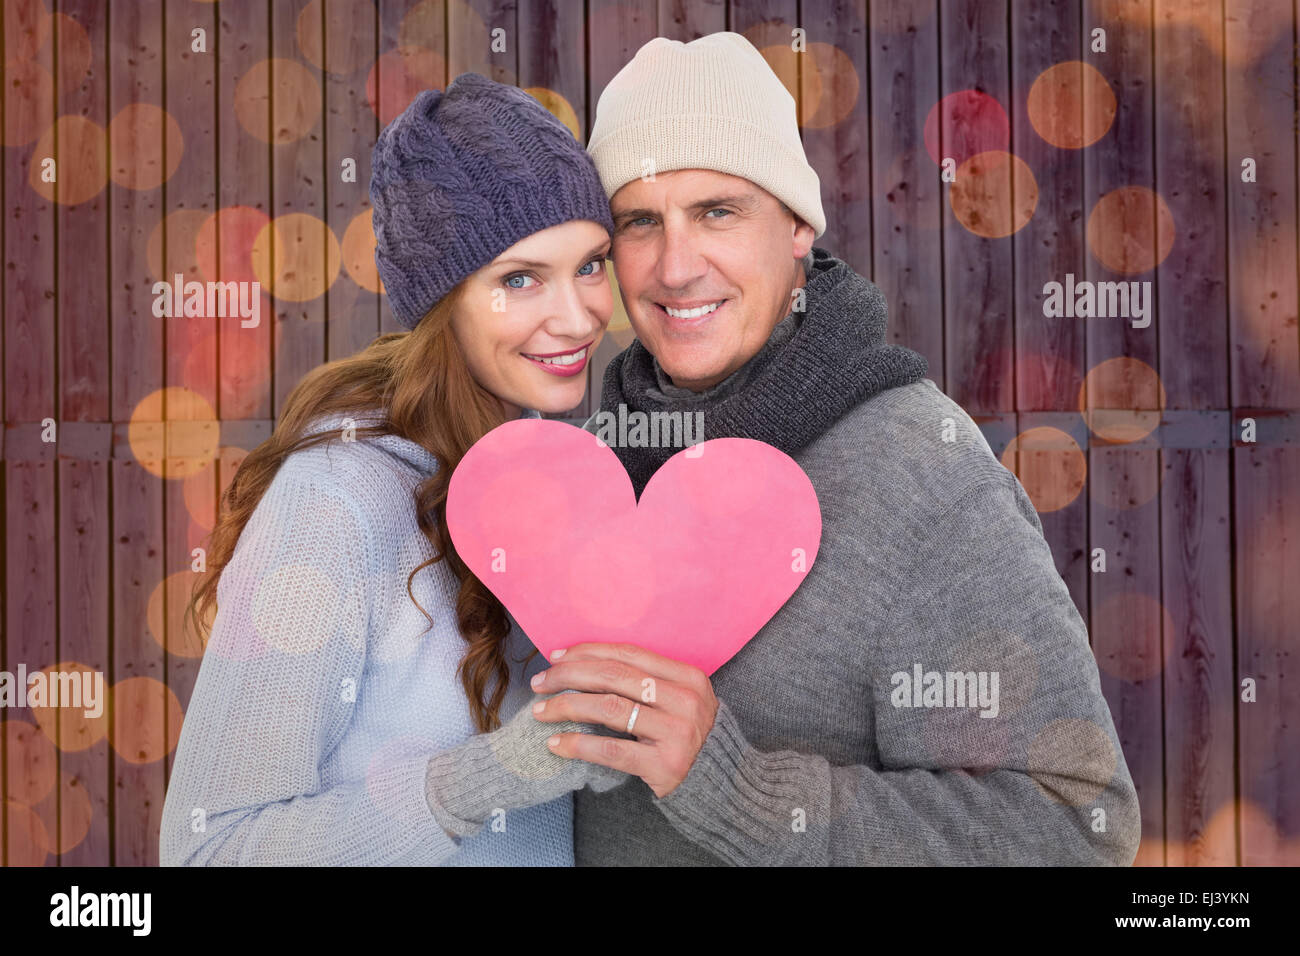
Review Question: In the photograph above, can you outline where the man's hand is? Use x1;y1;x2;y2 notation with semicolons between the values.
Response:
529;642;718;798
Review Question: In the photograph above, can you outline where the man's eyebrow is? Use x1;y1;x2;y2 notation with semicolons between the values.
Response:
613;193;761;222
492;240;612;270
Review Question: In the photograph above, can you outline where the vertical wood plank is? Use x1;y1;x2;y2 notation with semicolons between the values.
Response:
271;1;328;415
1155;0;1227;411
3;451;57;867
324;0;381;362
1234;444;1300;864
217;0;274;422
58;0;110;422
4;0;57;868
1223;0;1300;870
939;0;1013;413
799;0;871;275
869;1;943;383
1089;445;1164;865
1083;0;1162;865
1011;0;1086;413
449;0;517;84
1009;1;1091;657
1225;2;1300;412
163;0;219;793
52;0;112;866
4;0;56;425
1163;447;1234;865
55;451;111;865
108;0;166;867
377;0;448;336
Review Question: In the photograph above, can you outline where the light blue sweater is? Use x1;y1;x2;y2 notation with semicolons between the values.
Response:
159;407;573;866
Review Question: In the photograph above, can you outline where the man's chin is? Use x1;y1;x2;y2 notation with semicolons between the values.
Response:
655;360;728;393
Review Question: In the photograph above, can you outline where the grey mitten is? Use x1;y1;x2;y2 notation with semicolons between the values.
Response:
425;689;631;839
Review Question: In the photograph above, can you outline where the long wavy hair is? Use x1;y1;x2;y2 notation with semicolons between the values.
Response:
185;278;532;732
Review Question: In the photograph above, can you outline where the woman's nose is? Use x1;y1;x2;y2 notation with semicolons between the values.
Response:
547;283;606;339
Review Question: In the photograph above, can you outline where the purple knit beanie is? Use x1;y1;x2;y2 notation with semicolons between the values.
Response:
370;73;616;331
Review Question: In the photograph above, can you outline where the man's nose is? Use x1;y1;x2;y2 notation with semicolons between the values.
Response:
656;223;708;291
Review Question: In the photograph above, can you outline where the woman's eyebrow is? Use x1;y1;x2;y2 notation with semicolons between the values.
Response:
494;242;611;271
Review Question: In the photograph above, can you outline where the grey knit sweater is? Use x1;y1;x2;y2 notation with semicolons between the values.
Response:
574;248;1141;865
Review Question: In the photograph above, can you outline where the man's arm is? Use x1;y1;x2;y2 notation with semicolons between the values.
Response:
651;473;1142;865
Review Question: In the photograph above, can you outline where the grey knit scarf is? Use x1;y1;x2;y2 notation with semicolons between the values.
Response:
597;246;930;498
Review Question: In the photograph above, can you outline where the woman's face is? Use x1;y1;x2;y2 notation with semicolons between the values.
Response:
452;220;613;417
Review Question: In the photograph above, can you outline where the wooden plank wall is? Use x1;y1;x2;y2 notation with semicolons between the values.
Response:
1;0;1296;867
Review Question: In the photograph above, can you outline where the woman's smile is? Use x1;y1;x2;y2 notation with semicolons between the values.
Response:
521;341;593;377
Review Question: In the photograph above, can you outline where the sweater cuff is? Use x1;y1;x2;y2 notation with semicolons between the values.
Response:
368;751;461;859
650;698;805;865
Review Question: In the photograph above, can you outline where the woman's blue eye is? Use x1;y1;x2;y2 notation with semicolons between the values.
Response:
578;258;605;277
504;273;535;289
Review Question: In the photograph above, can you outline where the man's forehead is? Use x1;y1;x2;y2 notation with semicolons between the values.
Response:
610;170;769;212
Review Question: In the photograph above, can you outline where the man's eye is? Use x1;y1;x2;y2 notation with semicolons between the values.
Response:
628;217;653;227
705;207;732;218
578;258;606;277
504;273;536;289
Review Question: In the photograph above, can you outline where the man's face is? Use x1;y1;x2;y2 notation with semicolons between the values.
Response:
608;169;815;392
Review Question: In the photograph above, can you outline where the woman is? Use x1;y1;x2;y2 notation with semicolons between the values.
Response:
159;73;626;866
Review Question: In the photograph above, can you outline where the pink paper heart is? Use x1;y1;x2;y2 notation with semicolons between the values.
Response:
446;419;821;675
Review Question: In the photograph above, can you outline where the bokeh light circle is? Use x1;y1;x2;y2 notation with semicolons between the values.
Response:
110;676;184;765
1027;60;1116;149
950;150;1038;238
924;90;1010;168
28;661;109;752
3;800;50;866
1086;185;1176;275
147;569;215;659
523;87;580;140
2;59;54;146
127;386;219;480
341;208;384;293
366;46;445;125
1078;356;1166;443
251;212;342;302
234;57;322;144
998;426;1087;513
800;42;860;129
109;103;184;190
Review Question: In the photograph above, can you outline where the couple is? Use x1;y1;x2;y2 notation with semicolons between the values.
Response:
160;33;1141;866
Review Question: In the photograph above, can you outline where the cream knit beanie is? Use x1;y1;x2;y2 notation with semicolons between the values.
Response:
587;31;826;238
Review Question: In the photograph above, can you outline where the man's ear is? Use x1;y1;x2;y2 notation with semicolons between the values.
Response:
792;215;815;259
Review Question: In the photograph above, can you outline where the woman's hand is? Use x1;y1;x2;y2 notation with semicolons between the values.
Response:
530;642;719;799
424;689;629;840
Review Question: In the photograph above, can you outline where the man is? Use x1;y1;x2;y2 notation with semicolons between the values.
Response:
529;31;1141;865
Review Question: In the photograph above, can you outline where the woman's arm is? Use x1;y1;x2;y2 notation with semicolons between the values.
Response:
159;470;459;866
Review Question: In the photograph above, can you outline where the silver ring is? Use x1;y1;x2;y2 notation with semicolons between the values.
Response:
625;703;641;734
